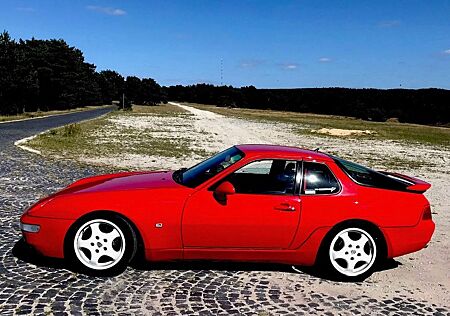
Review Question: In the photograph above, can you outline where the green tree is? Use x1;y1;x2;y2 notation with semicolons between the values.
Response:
19;38;101;110
0;31;38;114
140;78;162;105
97;70;124;104
0;31;18;114
125;76;141;103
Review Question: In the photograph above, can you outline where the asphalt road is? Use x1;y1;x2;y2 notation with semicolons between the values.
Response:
0;107;448;315
0;107;114;147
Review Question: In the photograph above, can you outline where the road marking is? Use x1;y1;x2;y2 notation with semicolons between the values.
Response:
14;135;42;155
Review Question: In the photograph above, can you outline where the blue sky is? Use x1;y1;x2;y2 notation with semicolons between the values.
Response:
2;0;450;88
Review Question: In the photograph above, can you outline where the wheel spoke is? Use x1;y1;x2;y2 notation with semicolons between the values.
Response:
78;237;94;250
105;228;120;243
89;250;102;265
339;231;352;246
89;222;103;238
356;233;369;248
331;248;348;261
359;251;372;263
104;246;122;260
346;258;358;273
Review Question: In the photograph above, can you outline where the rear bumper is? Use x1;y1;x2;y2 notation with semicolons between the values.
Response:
382;220;435;258
20;213;74;258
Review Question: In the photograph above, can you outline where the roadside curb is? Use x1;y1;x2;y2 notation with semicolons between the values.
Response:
14;135;42;155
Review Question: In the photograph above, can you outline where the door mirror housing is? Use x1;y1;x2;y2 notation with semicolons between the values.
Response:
214;181;235;203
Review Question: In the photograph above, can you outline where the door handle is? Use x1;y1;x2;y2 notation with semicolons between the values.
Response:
274;203;296;212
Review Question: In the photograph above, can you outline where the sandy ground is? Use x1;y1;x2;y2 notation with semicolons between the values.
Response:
313;127;376;136
62;102;449;305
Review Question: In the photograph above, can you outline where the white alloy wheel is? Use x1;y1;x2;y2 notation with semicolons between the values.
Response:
73;219;126;270
329;227;377;277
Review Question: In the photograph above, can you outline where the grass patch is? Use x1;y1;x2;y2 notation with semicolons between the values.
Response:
26;104;205;167
187;103;450;148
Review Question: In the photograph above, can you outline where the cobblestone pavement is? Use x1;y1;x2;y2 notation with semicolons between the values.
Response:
0;109;449;315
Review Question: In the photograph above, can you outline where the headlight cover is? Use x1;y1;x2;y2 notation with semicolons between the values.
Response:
20;222;40;233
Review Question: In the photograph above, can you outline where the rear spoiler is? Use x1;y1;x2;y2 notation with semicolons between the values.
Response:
380;171;431;193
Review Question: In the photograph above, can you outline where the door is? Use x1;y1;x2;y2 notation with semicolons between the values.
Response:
182;159;302;249
297;161;345;234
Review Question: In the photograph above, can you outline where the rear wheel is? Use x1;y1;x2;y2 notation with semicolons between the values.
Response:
320;225;380;281
67;215;136;276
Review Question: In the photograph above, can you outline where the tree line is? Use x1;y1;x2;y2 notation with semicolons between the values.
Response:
165;84;450;125
0;31;164;115
1;31;448;125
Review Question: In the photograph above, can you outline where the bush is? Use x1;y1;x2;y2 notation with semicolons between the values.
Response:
119;95;132;111
62;124;81;137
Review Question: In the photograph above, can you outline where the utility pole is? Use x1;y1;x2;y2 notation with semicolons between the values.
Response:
220;59;223;86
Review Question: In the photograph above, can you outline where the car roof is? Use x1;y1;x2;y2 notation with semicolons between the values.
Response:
235;144;333;161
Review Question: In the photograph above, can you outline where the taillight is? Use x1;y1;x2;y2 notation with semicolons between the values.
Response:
422;205;432;220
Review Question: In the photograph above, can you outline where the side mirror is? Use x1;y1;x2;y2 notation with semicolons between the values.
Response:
214;181;235;203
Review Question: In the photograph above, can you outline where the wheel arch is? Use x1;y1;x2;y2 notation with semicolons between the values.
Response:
63;210;146;262
316;218;388;265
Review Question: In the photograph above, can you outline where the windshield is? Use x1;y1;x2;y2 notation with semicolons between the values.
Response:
176;146;244;188
333;156;409;191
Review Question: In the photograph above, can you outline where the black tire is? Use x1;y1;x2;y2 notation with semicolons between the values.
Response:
317;222;383;282
65;213;137;277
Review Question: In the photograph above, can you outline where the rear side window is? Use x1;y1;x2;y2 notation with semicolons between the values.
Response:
333;157;409;191
302;162;340;195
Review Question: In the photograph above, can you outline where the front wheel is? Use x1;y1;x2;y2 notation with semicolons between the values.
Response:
66;215;136;276
321;226;379;281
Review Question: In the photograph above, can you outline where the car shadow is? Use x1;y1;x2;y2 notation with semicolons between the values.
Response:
131;252;402;282
377;258;402;272
13;238;402;282
12;238;67;270
133;259;294;273
133;259;401;281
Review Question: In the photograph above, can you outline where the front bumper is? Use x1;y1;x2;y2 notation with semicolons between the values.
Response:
20;213;74;259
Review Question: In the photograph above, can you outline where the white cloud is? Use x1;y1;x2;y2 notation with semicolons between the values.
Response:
16;7;35;12
444;49;450;55
239;59;265;68
319;57;332;63
378;20;401;28
280;63;298;70
240;62;255;68
87;5;126;16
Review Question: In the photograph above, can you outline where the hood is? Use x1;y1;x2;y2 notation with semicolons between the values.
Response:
61;171;180;194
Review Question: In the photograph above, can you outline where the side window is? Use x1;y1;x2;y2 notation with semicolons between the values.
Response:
224;159;298;195
235;160;272;174
302;162;340;195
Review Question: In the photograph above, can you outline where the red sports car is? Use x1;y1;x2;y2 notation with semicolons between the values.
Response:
20;145;435;280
